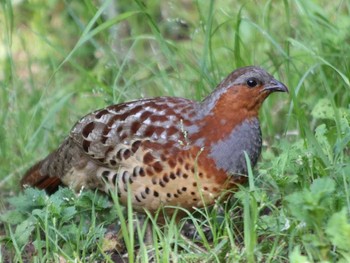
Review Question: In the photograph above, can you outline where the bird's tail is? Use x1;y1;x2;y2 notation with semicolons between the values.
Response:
21;159;63;194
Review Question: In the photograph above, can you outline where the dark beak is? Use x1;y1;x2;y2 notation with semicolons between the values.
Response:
263;79;289;93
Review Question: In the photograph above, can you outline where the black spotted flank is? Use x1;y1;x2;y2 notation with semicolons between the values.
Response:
135;195;141;202
123;149;131;160
153;191;159;197
122;171;128;184
169;172;176;180
133;166;145;177
112;173;118;184
145;187;150;194
141;192;147;199
163;175;169;183
102;170;110;178
116;150;123;161
96;157;105;163
139;167;145;177
132;167;138;177
176;168;182;177
131;140;141;153
82;140;91;152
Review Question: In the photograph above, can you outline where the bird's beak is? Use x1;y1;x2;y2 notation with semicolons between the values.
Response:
263;79;289;93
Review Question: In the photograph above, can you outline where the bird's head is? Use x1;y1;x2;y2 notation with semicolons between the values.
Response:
229;66;288;92
202;66;288;119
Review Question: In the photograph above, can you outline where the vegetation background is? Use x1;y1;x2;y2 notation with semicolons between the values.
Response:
0;0;349;262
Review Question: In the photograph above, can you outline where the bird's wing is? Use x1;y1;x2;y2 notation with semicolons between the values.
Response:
69;97;194;168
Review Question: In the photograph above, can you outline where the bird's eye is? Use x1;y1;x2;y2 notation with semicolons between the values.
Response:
246;78;259;88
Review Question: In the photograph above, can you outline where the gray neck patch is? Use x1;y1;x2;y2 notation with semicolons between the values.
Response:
208;118;262;176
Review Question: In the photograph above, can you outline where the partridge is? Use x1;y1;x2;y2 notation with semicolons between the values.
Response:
21;66;288;215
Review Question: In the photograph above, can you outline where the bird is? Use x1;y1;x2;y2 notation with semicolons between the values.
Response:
21;66;288;217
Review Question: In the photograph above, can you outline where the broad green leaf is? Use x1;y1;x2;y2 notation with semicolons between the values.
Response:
326;208;350;251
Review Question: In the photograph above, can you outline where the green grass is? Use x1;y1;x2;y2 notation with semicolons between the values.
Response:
1;0;350;262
